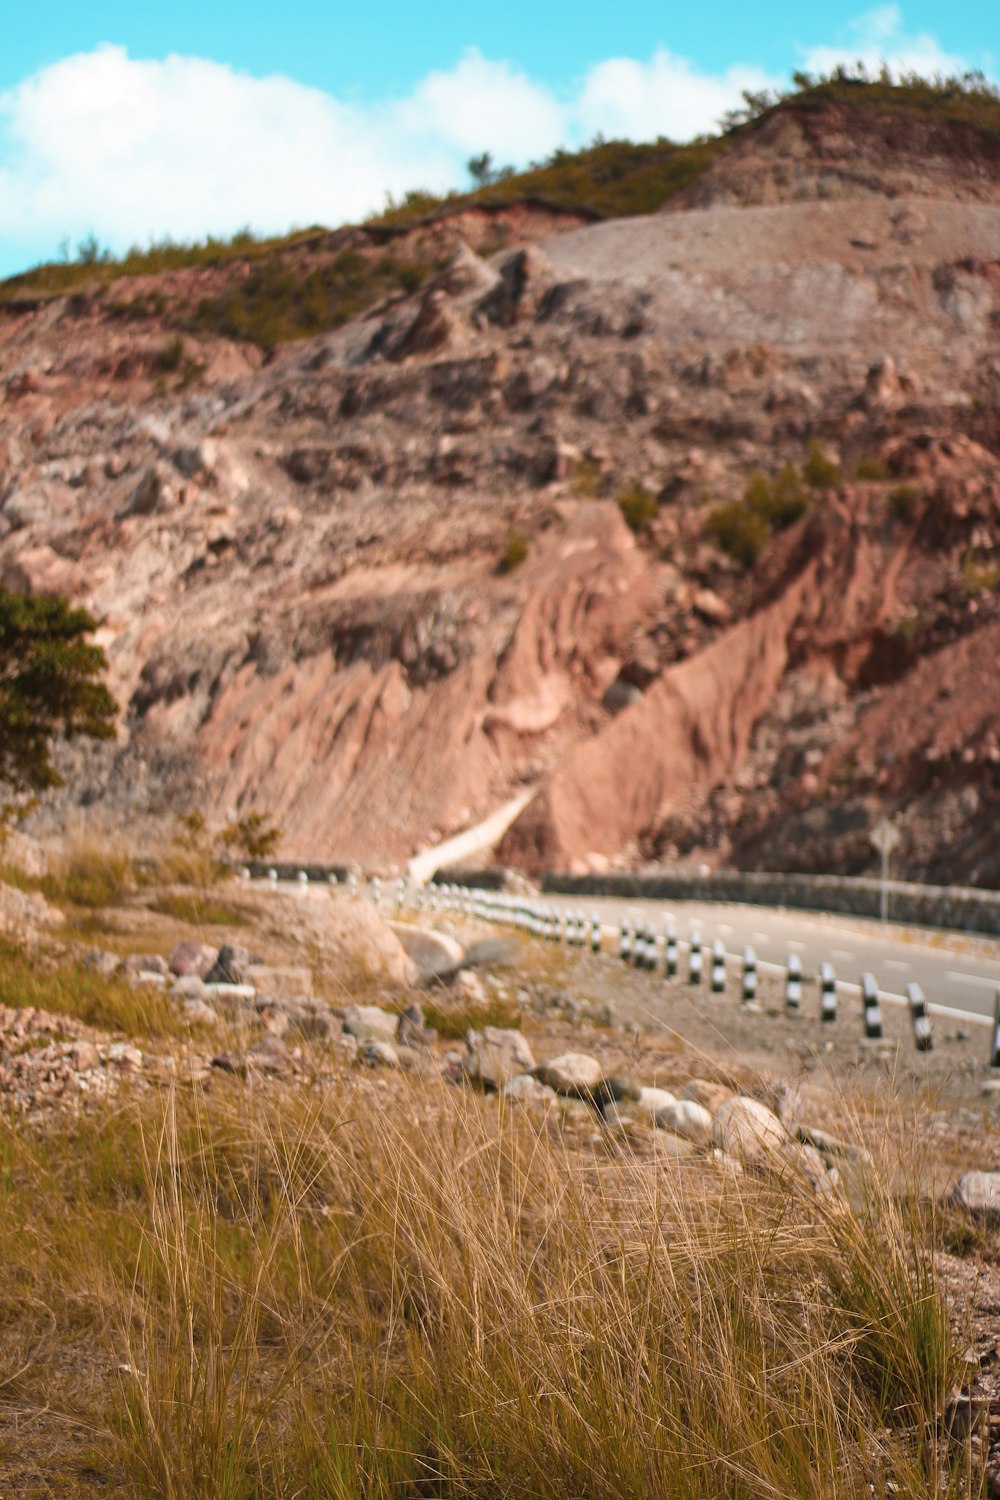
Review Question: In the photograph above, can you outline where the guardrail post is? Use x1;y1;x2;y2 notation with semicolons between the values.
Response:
906;982;932;1052
861;973;883;1039
665;923;678;977
711;939;726;994
689;930;703;985
820;963;837;1023
590;912;601;954
267;867;278;888
297;870;308;894
742;946;758;1004
785;953;802;1011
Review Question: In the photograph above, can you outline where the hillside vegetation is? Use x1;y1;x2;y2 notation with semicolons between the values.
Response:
1;70;998;351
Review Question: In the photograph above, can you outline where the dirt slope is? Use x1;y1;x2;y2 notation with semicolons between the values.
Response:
2;96;1000;880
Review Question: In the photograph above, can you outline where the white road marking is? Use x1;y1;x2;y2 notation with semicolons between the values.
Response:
831;949;855;961
752;932;771;944
787;940;805;950
884;959;911;972
718;924;733;934
946;971;998;990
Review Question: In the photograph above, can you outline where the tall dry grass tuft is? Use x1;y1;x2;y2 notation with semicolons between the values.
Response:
44;1079;959;1499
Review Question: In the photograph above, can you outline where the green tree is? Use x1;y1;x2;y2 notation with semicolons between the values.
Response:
0;591;117;796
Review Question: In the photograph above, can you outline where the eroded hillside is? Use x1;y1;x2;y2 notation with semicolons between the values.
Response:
2;82;1000;879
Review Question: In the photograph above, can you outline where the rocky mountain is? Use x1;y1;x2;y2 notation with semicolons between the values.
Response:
2;82;1000;882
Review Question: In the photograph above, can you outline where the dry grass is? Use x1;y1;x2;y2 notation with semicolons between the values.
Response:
0;1071;971;1499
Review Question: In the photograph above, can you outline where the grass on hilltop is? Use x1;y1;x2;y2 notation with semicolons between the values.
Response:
2;71;998;353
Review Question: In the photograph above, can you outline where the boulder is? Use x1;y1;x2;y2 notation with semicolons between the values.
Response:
637;1086;677;1117
170;940;219;979
655;1099;713;1145
681;1078;735;1114
951;1172;1000;1225
396;1001;428;1049
124;952;169;977
248;1035;292;1075
503;1073;557;1107
342;1005;399;1043
359;1038;401;1069
711;1096;787;1164
389;923;464;980
466;1027;536;1091
242;891;417;989
204;944;256;986
535;1052;604;1098
245;964;313;997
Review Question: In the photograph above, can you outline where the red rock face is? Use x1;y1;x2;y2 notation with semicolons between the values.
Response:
1;143;1000;881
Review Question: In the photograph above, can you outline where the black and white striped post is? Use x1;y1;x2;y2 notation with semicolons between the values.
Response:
267;866;278;888
742;946;758;1005
991;987;1000;1069
820;963;838;1023
633;922;649;969
689;929;703;985
590;912;602;954
665;923;678;977
785;953;802;1012
619;917;631;963
906;982;933;1052
395;877;405;912
710;939;726;994
645;923;660;971
576;910;587;949
861;973;883;1040
371;875;382;907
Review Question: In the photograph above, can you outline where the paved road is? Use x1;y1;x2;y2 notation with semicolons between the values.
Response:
542;893;1000;1028
251;876;1000;1030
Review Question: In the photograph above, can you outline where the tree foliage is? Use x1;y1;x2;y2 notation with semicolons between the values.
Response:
0;591;117;795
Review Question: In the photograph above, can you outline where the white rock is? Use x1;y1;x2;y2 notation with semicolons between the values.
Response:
952;1172;1000;1224
343;1005;399;1042
655;1099;713;1145
503;1073;557;1106
711;1096;787;1163
389;923;464;979
537;1052;604;1096
636;1086;677;1117
359;1038;400;1068
467;1028;535;1090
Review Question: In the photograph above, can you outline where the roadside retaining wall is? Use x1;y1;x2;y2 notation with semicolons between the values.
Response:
438;868;1000;937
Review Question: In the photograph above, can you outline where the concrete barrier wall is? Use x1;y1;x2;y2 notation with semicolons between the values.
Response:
534;870;1000;937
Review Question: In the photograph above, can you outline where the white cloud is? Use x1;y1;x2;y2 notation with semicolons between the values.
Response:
574;51;779;142
0;16;987;269
800;4;968;80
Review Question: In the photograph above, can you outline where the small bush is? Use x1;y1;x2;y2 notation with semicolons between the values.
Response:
219;811;281;861
961;554;999;598
888;483;922;520
149;892;247;926
706;464;808;567
572;456;603;497
498;530;529;573
804;441;842;489
43;831;135;910
856;453;891;481
422;992;522;1039
705;500;770;567
154;334;185;373
617;483;658;533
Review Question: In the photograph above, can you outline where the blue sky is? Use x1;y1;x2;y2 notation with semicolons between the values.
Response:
0;2;994;277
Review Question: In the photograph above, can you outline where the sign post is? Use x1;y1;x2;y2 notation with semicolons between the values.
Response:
870;819;901;925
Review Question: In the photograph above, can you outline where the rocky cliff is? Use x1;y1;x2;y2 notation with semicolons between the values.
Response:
2;89;999;882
